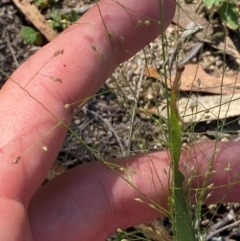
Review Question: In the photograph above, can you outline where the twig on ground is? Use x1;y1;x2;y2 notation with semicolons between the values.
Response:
211;209;235;231
206;219;240;240
12;0;58;41
168;21;203;72
127;65;144;155
84;107;125;157
195;0;203;13
4;29;19;67
178;42;203;66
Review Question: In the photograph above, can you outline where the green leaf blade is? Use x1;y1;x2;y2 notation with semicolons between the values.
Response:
169;66;195;241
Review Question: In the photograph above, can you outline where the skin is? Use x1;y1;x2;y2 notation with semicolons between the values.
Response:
1;0;240;240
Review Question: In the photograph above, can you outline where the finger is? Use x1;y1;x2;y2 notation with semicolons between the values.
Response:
181;141;240;204
0;0;175;203
29;141;240;241
29;151;170;241
0;198;32;241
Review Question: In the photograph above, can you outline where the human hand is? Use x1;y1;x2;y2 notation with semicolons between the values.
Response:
1;0;240;240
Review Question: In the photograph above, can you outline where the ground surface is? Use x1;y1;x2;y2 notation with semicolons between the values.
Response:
1;0;240;240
